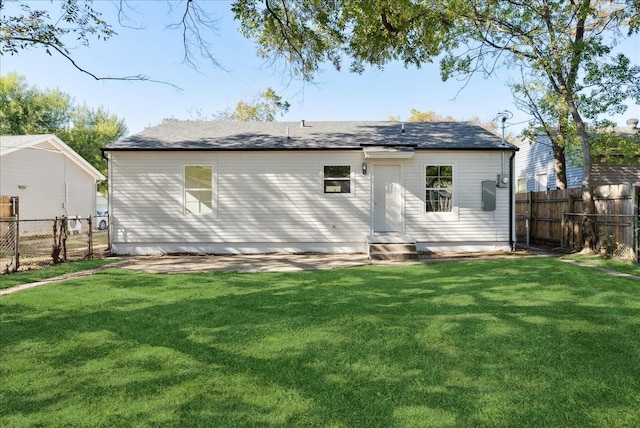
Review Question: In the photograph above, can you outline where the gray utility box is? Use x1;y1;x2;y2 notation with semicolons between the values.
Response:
482;181;497;211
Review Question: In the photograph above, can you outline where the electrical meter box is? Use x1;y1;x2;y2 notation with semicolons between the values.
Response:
497;173;510;188
482;181;497;211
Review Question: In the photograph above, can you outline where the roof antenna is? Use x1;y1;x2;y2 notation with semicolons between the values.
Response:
493;110;512;147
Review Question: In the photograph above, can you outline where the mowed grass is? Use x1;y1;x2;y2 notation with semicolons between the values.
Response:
0;259;118;290
561;253;640;277
1;258;639;427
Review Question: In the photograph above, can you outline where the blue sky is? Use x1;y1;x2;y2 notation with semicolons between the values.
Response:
2;1;639;137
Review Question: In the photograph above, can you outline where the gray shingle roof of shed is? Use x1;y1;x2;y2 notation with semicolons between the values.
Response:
107;120;516;151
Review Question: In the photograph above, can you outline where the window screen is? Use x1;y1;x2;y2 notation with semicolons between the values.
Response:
425;165;453;212
185;165;213;214
324;165;351;193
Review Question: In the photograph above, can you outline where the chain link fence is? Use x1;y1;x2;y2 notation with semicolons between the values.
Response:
563;213;639;262
0;216;108;273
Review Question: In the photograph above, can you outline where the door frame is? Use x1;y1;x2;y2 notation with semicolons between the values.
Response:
371;163;405;234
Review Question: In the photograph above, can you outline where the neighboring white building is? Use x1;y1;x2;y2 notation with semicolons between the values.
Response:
0;134;105;220
104;121;518;255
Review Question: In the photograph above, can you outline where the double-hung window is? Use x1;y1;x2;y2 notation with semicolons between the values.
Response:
425;165;453;212
535;173;548;192
184;165;213;214
517;177;527;193
324;166;351;193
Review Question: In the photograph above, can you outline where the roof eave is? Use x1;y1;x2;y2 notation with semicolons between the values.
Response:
104;145;519;152
2;134;105;180
103;146;364;152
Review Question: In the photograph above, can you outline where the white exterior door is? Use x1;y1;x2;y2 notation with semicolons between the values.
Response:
373;164;403;233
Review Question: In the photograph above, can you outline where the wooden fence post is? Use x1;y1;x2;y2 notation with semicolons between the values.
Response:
560;188;567;250
561;211;565;249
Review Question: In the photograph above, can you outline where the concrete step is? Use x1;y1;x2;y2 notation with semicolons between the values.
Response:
366;234;415;244
369;243;416;253
369;243;419;261
369;252;420;261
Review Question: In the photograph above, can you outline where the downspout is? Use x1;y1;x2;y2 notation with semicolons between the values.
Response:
510;150;516;251
64;156;69;217
100;148;111;251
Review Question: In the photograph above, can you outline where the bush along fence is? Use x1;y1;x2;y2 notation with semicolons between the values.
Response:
516;184;639;262
0;216;107;273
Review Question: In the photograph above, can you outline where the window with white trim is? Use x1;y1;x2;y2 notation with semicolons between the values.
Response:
324;165;351;193
185;165;213;214
517;177;527;193
425;165;453;212
535;173;548;192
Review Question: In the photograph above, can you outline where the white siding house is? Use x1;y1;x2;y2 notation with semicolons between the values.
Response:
105;121;518;255
0;134;105;220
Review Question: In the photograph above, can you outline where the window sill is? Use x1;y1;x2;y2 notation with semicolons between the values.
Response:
423;207;459;221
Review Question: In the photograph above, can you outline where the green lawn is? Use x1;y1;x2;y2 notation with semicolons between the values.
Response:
1;258;639;427
0;259;118;290
560;253;640;277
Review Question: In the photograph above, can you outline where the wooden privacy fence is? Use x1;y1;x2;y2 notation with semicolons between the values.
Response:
516;184;639;261
0;196;18;218
516;188;582;248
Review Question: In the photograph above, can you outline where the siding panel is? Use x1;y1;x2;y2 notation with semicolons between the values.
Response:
404;152;510;244
111;149;513;254
0;149;97;219
111;151;371;246
515;137;582;191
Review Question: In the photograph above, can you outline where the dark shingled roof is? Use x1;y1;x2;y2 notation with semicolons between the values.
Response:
106;120;517;151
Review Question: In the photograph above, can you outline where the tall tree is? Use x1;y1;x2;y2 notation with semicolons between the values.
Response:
513;78;573;189
449;1;640;249
231;0;640;251
0;73;72;134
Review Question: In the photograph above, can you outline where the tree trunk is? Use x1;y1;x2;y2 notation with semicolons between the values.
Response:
552;142;567;190
553;108;570;190
566;103;596;252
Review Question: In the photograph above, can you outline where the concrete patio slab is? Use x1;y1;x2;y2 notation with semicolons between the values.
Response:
120;253;377;274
